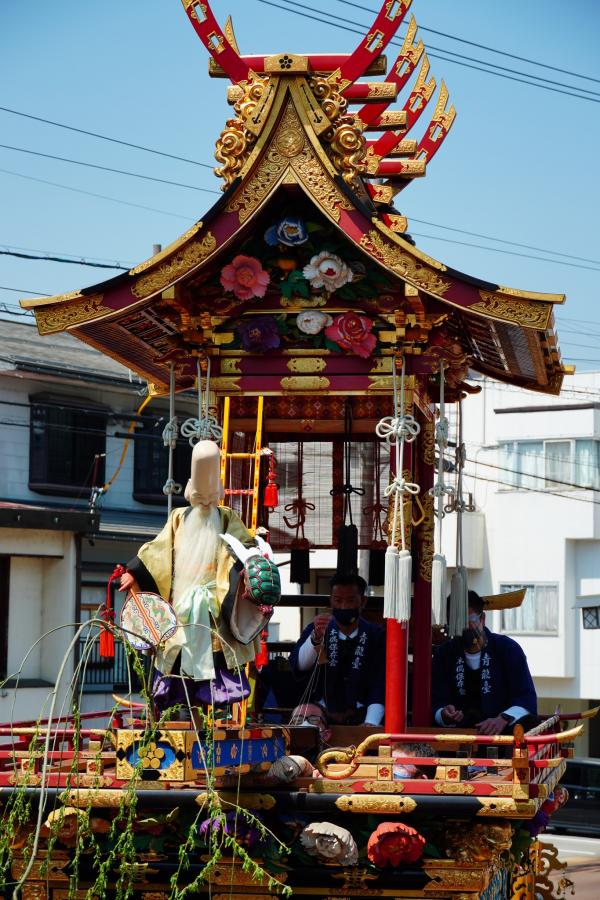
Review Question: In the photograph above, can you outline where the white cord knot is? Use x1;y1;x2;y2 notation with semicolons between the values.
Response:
162;478;182;496
384;475;420;498
375;414;421;444
162;417;179;449
429;482;455;499
180;415;223;446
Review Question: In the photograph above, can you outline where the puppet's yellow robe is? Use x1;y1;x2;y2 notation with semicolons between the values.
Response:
134;506;259;673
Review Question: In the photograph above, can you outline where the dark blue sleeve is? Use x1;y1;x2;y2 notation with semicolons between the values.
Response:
431;642;456;721
288;622;317;674
497;637;538;715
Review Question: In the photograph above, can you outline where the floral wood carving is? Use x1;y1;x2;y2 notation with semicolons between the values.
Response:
35;294;111;335
471;291;551;330
131;232;217;299
360;229;452;295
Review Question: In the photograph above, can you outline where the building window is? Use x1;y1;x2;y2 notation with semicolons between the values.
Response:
499;583;559;635
29;400;106;496
133;415;193;504
499;440;600;490
582;606;600;629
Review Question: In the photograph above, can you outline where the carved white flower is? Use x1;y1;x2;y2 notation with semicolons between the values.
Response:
300;822;358;866
302;252;353;292
296;310;333;335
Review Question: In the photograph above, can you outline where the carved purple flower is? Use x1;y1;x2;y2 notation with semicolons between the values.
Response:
237;316;281;352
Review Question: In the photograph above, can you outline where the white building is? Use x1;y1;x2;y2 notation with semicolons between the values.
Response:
442;372;600;756
0;319;300;724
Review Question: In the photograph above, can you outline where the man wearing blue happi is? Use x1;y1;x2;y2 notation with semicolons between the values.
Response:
432;591;537;735
290;574;385;726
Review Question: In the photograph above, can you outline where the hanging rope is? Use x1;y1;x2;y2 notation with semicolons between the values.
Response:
180;357;223;445
428;362;454;626
377;358;420;623
285;442;315;585
162;363;182;513
330;402;364;576
448;398;469;636
364;441;388;586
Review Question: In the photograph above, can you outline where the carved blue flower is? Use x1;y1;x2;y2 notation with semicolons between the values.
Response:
264;217;308;247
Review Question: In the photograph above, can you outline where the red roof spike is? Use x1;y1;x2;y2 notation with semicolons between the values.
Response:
357;15;424;127
399;54;436;134
415;81;457;163
333;0;413;90
181;0;251;84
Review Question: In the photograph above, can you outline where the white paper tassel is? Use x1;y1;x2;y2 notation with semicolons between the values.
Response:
431;553;447;627
449;565;469;636
384;546;412;623
397;548;412;624
383;545;399;619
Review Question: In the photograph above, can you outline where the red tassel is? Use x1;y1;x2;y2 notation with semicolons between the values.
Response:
255;629;269;670
100;564;125;659
263;453;279;510
263;482;279;509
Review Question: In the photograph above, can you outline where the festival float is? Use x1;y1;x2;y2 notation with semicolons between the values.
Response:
4;1;595;898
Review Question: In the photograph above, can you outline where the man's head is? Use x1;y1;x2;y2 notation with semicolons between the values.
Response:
462;590;487;652
329;574;367;634
290;703;331;744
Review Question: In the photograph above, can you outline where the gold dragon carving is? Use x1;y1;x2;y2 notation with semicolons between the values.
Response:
470;291;551;330
214;72;271;186
417;490;434;582
131;232;217;299
360;229;452;296
443;820;512;864
35;294;112;335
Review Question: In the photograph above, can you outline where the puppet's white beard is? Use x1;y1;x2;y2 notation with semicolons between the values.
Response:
172;506;220;605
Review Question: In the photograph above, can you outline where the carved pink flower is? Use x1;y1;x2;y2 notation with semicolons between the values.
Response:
325;311;377;358
220;255;270;300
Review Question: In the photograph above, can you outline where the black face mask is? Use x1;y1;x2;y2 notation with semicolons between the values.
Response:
332;607;360;627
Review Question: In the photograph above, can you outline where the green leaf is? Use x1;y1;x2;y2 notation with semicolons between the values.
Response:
335;284;357;300
324;338;342;352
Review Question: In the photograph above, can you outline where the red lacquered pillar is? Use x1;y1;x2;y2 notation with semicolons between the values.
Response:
384;419;412;734
385;619;408;732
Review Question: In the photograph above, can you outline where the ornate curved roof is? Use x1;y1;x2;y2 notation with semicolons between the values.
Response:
22;0;568;397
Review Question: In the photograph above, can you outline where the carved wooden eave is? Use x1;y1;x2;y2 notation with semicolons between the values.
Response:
21;0;567;397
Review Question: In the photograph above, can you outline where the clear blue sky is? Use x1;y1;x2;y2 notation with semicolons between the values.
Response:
1;0;599;368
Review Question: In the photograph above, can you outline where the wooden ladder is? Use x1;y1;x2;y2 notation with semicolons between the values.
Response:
219;395;264;536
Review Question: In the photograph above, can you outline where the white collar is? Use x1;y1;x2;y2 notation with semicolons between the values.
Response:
464;650;481;670
337;627;359;641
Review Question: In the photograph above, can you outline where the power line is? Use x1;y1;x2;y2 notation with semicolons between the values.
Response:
409;231;600;273
0;145;221;194
0;243;133;268
464;468;600;507
466;455;600;492
0;303;34;318
258;0;600;104
0;250;129;270
407;218;600;268
0;167;195;220
0;106;213;169
334;0;600;86
293;0;600;99
0;286;50;296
